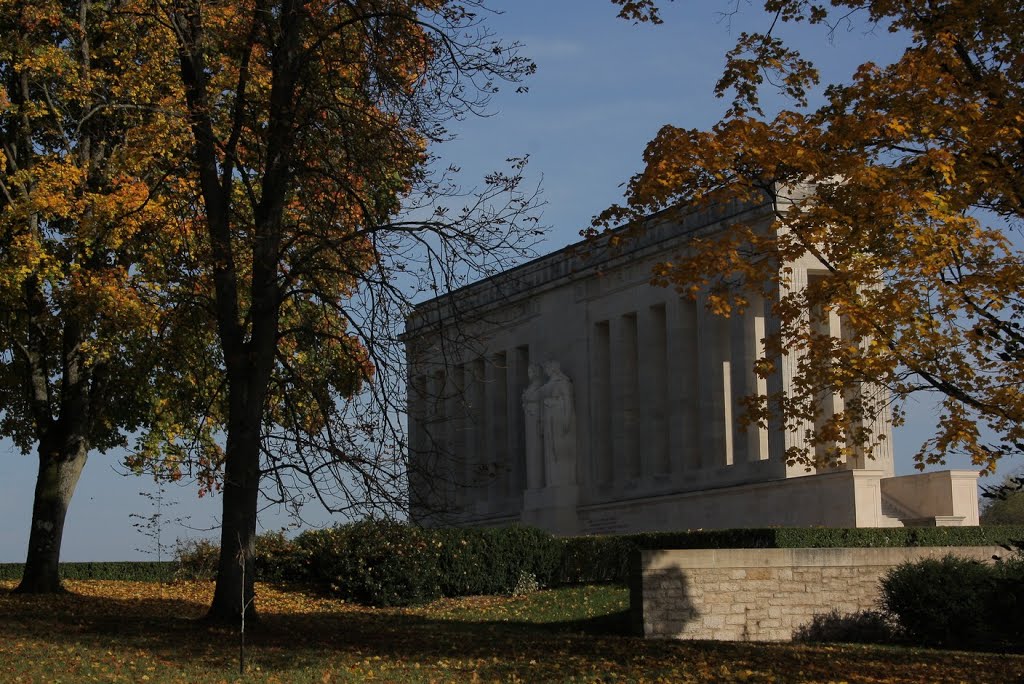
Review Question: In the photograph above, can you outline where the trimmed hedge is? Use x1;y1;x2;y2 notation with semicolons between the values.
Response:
295;522;562;606
0;561;176;582
5;524;1020;607
296;520;445;606
176;523;562;605
560;525;1024;584
432;525;561;597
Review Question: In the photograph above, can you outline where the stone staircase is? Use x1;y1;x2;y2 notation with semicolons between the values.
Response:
880;492;967;527
880;492;917;525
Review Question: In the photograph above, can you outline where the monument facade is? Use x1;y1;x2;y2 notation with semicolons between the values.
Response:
404;195;980;534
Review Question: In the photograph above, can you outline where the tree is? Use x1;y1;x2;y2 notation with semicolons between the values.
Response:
0;0;200;592
598;0;1024;473
981;470;1024;525
609;0;666;24
130;480;190;562
152;0;538;621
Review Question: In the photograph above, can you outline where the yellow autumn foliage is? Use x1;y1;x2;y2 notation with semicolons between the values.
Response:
601;0;1024;472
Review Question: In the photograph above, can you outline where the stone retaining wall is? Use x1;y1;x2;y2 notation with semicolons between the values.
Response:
630;546;1004;642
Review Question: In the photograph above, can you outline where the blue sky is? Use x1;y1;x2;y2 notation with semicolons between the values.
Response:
0;1;1013;562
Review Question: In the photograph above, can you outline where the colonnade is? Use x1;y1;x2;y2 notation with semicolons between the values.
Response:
588;295;774;489
409;278;885;520
410;346;530;516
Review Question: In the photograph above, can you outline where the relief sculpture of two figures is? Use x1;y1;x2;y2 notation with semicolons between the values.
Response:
522;361;576;490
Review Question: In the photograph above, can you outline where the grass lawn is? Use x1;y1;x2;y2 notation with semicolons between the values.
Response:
1;580;1020;683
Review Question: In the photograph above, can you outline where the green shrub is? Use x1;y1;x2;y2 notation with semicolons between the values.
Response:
479;526;562;593
981;474;1024;525
174;537;220;580
880;555;996;648
291;522;562;606
432;526;491;596
881;553;1024;651
793;609;902;644
988;556;1024;647
296;519;444;606
173;531;306;583
289;527;336;583
255;530;301;583
560;535;633;584
432;525;560;597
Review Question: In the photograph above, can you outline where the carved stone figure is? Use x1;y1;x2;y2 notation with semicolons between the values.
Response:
521;363;545;490
541;360;576;487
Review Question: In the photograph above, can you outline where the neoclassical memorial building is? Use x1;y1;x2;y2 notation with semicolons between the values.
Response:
403;195;980;534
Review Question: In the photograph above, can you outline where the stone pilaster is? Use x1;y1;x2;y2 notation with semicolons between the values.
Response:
446;364;466;511
610;314;640;486
590;321;612;486
485;353;509;511
506;346;528;500
639;303;670;478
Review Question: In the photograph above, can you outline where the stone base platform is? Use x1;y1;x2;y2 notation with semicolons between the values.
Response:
574;469;979;535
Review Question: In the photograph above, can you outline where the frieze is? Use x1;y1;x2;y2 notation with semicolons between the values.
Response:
404;197;774;338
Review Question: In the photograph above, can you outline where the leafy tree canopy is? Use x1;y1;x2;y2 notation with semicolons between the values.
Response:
600;0;1024;473
148;0;539;620
981;470;1024;524
0;0;213;592
0;0;193;454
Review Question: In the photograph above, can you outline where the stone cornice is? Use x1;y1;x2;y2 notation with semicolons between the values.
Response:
404;196;775;338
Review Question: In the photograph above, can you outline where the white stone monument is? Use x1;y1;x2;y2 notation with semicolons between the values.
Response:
404;194;980;534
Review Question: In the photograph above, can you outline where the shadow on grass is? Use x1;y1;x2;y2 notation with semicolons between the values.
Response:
504;608;632;635
0;584;628;668
2;584;1023;683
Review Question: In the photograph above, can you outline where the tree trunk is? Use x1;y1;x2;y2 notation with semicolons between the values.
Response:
16;440;88;593
205;409;262;624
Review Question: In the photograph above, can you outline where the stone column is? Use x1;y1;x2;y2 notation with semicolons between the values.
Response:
728;311;747;465
698;299;729;469
744;294;770;461
866;390;895;476
727;296;769;465
763;290;787;465
783;267;811;475
808;271;844;469
523;358;545;492
407;374;427;458
664;300;683;476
